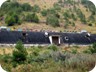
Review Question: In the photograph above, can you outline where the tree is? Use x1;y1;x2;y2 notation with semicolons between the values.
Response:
53;3;61;11
76;9;86;24
12;41;28;63
41;9;47;16
47;8;56;15
1;1;22;14
21;3;32;11
63;11;71;20
90;43;96;53
84;43;96;54
46;15;59;27
5;13;21;26
25;13;39;23
33;5;41;12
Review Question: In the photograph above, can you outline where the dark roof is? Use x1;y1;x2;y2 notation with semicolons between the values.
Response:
0;31;96;45
61;33;96;45
0;31;50;44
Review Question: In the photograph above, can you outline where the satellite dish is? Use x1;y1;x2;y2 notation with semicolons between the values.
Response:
0;64;7;72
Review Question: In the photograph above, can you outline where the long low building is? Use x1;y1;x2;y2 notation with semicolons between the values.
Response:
0;31;96;46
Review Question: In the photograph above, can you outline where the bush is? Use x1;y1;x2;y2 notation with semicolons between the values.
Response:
47;8;56;15
84;43;96;54
5;13;21;26
53;3;61;11
46;15;59;27
21;3;32;11
71;13;77;21
63;11;71;19
41;9;47;16
47;44;58;51
76;9;86;24
64;54;95;71
72;22;75;27
88;15;95;22
71;49;77;54
33;5;41;12
25;13;39;23
1;1;22;14
12;41;28;64
1;54;12;63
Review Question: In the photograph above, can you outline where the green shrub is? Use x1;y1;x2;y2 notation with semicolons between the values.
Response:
47;44;58;51
53;3;61;11
47;8;56;15
46;15;59;27
71;13;77;21
71;49;77;54
72;22;75;27
25;13;39;23
76;9;86;24
1;1;22;14
58;0;62;3
5;12;21;26
88;15;95;22
33;5;41;12
64;54;95;71
12;41;28;64
89;43;96;53
63;12;70;18
21;3;32;11
41;9;47;16
1;54;12;63
84;43;96;54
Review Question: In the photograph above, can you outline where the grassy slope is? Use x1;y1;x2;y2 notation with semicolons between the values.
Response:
0;0;96;33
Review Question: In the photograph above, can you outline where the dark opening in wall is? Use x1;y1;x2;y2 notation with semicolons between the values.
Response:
52;36;60;45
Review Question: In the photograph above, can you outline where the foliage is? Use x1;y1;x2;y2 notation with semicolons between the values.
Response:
1;1;22;14
63;11;71;19
21;3;32;11
76;9;86;24
88;15;95;22
25;13;39;23
71;49;77;54
71;13;77;21
41;9;47;16
47;44;58;51
46;15;59;27
0;45;96;72
84;43;96;54
12;41;28;64
64;53;95;71
53;3;61;11
1;54;12;63
47;8;56;15
5;12;21;26
33;5;41;13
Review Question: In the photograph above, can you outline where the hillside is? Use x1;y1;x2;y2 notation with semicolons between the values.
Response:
0;0;96;33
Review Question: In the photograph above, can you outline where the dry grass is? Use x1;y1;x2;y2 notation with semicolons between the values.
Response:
18;0;58;9
0;45;89;55
0;48;14;55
